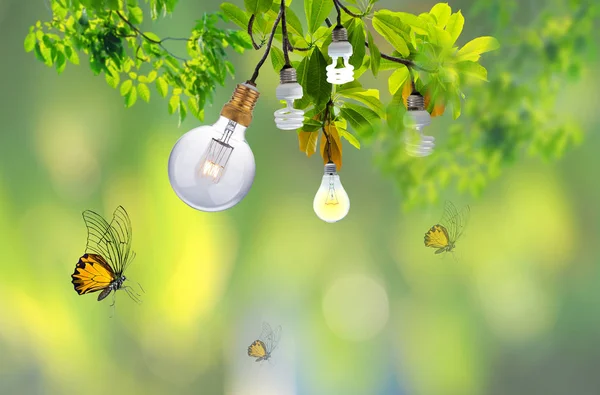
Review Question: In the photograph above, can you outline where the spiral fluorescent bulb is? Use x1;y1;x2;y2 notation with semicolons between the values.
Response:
326;26;354;85
168;83;260;211
404;93;434;157
274;67;304;130
313;163;350;223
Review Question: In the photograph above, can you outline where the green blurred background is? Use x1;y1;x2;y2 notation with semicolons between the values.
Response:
1;0;600;394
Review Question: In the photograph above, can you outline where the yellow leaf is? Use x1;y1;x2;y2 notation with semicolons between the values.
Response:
320;123;343;170
424;92;446;117
298;131;319;157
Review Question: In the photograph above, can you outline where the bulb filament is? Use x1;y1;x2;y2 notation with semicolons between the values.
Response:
274;100;304;130
198;120;237;183
325;177;339;205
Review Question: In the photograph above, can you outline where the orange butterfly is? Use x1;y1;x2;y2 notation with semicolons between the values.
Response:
247;322;282;362
71;206;142;307
424;201;470;254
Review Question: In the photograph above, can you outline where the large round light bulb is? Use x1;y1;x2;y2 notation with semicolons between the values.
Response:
313;163;350;223
168;83;259;211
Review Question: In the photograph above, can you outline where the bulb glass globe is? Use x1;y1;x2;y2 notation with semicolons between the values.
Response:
327;41;354;85
168;116;255;211
404;110;434;157
313;163;350;223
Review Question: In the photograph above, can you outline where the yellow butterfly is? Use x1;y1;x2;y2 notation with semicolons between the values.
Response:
247;322;282;362
424;201;470;254
71;206;142;306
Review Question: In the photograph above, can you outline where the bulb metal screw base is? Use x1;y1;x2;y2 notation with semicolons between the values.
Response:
279;67;298;84
220;82;260;127
332;26;349;42
324;163;337;174
407;93;425;111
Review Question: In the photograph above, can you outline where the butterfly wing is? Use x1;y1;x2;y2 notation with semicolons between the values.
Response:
248;340;267;361
441;201;470;243
71;254;116;295
424;225;450;249
259;322;282;355
82;206;134;276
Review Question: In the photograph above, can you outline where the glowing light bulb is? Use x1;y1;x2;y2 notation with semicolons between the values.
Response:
327;27;354;85
168;83;260;211
404;93;434;157
274;67;304;130
313;163;350;223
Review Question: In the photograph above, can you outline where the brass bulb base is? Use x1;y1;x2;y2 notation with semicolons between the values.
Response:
220;82;260;127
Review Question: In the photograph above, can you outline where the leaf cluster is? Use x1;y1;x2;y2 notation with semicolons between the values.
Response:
25;0;251;125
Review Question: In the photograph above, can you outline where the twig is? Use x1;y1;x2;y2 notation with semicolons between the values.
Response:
322;100;333;162
333;0;362;18
115;11;189;62
248;14;263;50
249;5;284;83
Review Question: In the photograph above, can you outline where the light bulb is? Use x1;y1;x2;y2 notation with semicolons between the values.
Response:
168;83;260;211
404;93;434;157
313;163;350;223
327;26;354;85
274;67;304;130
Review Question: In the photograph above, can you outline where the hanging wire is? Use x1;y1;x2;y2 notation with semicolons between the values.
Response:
280;0;292;67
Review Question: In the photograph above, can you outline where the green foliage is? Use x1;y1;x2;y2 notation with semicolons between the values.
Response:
375;0;599;208
25;0;251;120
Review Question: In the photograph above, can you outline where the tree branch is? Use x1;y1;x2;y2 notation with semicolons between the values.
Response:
280;0;291;67
249;5;284;83
333;0;362;19
248;14;263;50
115;11;189;62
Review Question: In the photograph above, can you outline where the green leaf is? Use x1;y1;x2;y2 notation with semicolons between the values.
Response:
270;46;285;71
446;11;464;45
55;51;66;74
294;56;312;109
450;92;461;120
372;12;410;56
138;83;151;102
336;126;361;149
220;3;250;29
366;30;381;76
340;102;380;139
456;61;488;81
128;6;144;24
338;89;385;118
24;32;36;52
305;0;334;36
178;99;187;126
168;94;180;114
125;86;138;107
388;65;409;95
156;77;168;97
244;0;271;14
306;49;331;106
430;3;452;27
120;79;133;96
456;36;500;62
105;71;120;89
64;46;80;65
386;90;406;131
347;19;366;70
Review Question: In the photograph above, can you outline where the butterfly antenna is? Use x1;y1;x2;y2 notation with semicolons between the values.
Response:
124;286;143;304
